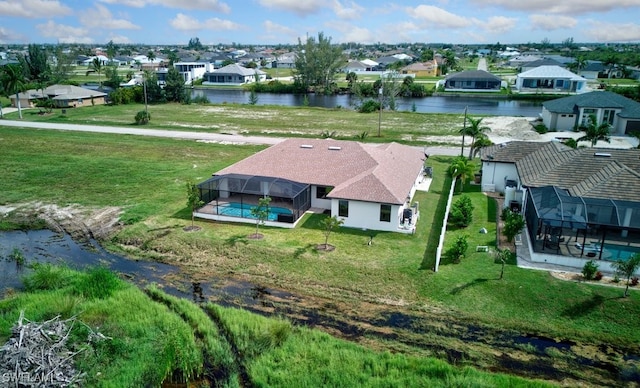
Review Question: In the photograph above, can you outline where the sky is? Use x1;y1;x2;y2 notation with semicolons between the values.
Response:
1;0;640;46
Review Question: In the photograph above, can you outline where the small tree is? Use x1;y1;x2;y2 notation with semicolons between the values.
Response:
612;254;640;297
582;260;599;280
450;195;474;227
135;110;150;125
248;89;258;105
250;196;271;238
503;209;525;242
494;248;515;280
320;215;344;250
186;182;204;230
446;235;468;264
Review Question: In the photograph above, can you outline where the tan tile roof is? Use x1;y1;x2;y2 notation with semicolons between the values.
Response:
215;139;424;204
483;141;640;202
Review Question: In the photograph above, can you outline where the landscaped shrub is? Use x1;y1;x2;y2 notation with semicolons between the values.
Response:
446;235;468;264
358;99;380;113
502;209;526;242
533;123;548;134
450;195;474;227
134;110;150;125
582;260;599;280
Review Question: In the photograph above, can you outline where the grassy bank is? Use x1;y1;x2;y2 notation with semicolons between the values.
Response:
1;102;467;145
1;126;638;355
0;266;553;387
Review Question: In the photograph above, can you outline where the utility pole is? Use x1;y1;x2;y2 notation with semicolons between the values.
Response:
378;86;383;137
143;73;148;114
460;106;468;156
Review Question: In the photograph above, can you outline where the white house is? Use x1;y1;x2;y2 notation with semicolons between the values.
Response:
201;63;267;85
157;60;215;85
194;139;426;233
515;65;587;94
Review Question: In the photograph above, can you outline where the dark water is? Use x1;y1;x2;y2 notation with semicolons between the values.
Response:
191;89;544;116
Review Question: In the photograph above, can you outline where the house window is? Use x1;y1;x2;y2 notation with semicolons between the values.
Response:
338;200;349;217
603;109;616;125
379;204;391;222
316;186;331;199
582;108;597;126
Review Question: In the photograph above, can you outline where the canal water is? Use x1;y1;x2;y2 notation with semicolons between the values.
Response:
191;89;544;116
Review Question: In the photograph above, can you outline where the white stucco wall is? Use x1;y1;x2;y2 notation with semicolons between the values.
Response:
330;200;404;232
481;161;518;193
310;185;332;209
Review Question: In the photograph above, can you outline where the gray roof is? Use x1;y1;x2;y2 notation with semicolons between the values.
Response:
583;61;605;72
445;70;500;81
482;141;640;202
211;63;265;76
518;65;585;80
215;138;424;204
15;84;107;100
542;91;640;119
522;58;563;68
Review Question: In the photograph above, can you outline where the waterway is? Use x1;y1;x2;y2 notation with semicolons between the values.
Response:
191;88;544;116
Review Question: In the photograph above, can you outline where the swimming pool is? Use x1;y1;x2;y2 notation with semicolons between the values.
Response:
217;202;292;222
603;243;640;261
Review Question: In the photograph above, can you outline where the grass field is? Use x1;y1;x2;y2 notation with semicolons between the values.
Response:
0;266;553;387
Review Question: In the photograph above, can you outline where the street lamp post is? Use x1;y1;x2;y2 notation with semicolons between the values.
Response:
378;87;383;137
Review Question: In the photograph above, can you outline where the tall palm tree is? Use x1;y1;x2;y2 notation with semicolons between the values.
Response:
472;135;493;158
448;156;476;192
1;64;26;119
578;114;611;147
87;57;103;88
460;117;491;159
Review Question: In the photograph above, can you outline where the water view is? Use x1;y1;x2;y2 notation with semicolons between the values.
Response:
191;88;544;116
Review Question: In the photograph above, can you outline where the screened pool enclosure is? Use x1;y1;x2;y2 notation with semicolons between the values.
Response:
196;174;311;224
524;186;640;261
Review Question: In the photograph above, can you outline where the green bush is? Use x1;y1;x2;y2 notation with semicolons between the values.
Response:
450;195;474;227
23;263;74;291
502;209;525;242
582;260;599;280
533;124;548;134
73;266;122;299
446;235;468;264
134;110;150;125
358;99;380;113
191;94;210;104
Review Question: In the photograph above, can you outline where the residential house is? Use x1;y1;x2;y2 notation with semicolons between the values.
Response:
401;60;439;77
520;58;564;73
194;139;426;233
515;65;587;94
157;59;215;85
273;53;296;69
342;60;378;73
201;63;267;85
10;84;107;108
541;91;640;134
578;61;605;80
480;141;640;275
375;56;404;70
443;70;503;92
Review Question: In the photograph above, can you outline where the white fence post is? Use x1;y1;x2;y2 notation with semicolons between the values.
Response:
434;178;458;272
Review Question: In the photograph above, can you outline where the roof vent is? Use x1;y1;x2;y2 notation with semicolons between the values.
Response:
328;146;342;151
594;152;611;157
300;144;313;149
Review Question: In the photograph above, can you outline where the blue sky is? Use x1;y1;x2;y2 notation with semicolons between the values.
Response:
1;0;640;46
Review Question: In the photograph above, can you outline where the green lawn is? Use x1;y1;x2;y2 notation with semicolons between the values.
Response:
1;126;638;353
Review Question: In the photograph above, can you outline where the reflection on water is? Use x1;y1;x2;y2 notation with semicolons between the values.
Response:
191;89;544;116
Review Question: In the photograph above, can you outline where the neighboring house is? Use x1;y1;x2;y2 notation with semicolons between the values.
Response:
10;85;107;108
157;60;215;85
506;55;540;67
480;141;640;275
443;70;502;92
273;53;296;69
375;56;404;70
578;61;605;80
520;58;564;73
194;139;426;233
515;65;587;94
201;63;267;85
208;52;232;67
401;60;439;77
342;60;375;73
541;91;640;134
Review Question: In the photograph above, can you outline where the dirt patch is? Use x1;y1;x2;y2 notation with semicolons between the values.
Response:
315;244;335;252
1;202;123;241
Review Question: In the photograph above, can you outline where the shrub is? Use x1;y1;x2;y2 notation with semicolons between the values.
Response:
446;235;468;264
23;263;73;291
450;195;474;227
73;266;122;299
191;94;210;104
594;271;603;281
582;260;599;280
533;123;548;134
502;209;525;242
358;99;380;113
134;110;150;125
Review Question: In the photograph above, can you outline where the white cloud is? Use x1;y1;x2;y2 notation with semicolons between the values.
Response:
331;0;364;20
471;0;640;15
79;4;141;30
0;27;25;43
0;0;71;18
584;20;640;42
36;20;94;43
409;5;473;28
170;13;241;31
529;14;577;31
263;20;296;36
99;0;231;12
258;0;325;16
483;16;517;34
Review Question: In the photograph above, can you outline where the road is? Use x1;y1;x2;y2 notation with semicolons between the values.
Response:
0;118;462;156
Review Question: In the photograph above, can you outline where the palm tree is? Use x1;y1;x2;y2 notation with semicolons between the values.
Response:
147;50;156;63
1;64;26;119
87;57;103;88
578;114;611;147
448;156;476;192
472;135;493;158
460;117;491;159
